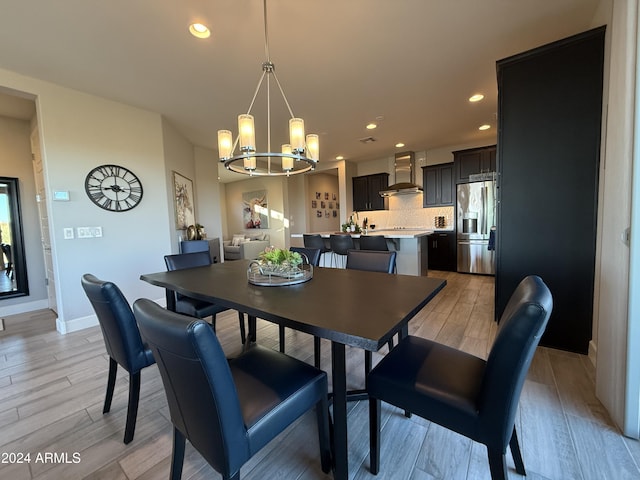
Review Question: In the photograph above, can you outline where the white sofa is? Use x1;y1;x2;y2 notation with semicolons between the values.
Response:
223;232;270;261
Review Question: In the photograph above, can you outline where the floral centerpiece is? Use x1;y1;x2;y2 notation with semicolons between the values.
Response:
256;247;303;277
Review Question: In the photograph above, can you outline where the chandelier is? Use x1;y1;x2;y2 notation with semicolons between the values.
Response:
217;0;319;176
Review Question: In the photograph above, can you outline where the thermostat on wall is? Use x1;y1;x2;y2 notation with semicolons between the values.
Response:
53;191;70;201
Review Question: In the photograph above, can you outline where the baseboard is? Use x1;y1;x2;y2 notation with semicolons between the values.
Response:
588;339;597;367
0;299;50;318
56;296;167;334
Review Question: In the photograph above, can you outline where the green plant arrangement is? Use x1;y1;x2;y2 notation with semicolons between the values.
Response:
259;247;303;268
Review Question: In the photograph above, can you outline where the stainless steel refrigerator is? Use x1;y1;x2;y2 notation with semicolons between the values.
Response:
456;178;496;274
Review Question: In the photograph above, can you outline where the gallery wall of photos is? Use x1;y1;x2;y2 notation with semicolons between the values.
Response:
308;173;340;232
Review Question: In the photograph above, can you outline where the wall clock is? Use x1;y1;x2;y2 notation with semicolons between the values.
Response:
84;164;143;211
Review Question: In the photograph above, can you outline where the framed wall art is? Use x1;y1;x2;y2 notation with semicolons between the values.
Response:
173;171;195;229
243;189;269;229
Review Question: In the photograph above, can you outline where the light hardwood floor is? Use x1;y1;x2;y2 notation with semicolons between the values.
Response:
1;271;639;480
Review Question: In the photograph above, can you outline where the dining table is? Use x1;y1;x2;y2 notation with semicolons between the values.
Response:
140;259;446;480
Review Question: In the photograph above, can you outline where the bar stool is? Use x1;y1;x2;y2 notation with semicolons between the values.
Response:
303;234;331;267
359;235;388;251
329;234;354;269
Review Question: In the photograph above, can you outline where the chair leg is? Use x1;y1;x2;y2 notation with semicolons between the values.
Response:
103;357;117;414
316;394;332;473
211;313;217;333
279;325;286;353
238;312;246;344
124;371;141;444
369;397;381;474
487;447;508;480
509;427;526;475
365;351;372;376
170;427;186;480
313;336;321;368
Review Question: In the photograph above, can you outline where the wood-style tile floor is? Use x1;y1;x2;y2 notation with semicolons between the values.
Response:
1;271;639;479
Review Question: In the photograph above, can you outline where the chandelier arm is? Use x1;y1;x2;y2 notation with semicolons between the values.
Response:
271;70;296;119
266;71;272;173
246;70;268;114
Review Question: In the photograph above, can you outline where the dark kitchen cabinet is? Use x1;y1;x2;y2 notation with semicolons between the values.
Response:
427;232;456;271
422;163;454;207
352;173;388;211
495;27;604;354
454;145;496;183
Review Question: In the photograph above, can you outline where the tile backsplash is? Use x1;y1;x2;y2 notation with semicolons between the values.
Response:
357;194;454;230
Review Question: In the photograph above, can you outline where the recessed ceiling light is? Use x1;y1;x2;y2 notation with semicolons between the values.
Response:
395;143;405;148
189;23;211;39
479;124;491;131
366;123;377;130
335;155;344;160
469;94;484;102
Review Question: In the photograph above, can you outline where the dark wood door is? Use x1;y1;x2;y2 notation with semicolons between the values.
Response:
352;176;369;211
495;26;605;354
454;145;496;183
352;173;388;211
423;163;454;207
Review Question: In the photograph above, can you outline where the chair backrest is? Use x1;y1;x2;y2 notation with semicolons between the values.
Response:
346;250;397;274
81;274;150;373
478;275;553;447
359;235;388;251
1;243;11;261
290;247;321;266
164;251;212;271
180;240;210;254
133;299;248;476
329;234;355;255
303;234;326;251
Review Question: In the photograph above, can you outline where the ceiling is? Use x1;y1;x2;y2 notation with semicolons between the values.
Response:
0;0;603;182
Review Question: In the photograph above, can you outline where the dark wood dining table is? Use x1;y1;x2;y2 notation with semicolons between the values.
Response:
140;259;446;480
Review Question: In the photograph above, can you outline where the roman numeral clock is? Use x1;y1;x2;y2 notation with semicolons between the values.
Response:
84;164;143;211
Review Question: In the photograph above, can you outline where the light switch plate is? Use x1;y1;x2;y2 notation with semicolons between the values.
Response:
63;228;74;239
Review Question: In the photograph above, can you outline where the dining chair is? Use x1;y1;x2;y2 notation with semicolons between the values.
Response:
1;243;12;279
345;250;399;374
303;234;331;267
164;252;246;344
329;234;354;268
367;275;553;480
358;235;389;251
133;298;331;480
81;274;156;444
277;247;323;367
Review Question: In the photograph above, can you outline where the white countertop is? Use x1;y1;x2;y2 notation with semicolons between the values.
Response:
291;230;433;239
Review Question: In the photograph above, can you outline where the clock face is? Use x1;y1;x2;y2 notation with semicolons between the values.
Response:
84;164;143;211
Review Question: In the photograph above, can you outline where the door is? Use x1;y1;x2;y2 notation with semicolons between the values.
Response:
31;127;57;313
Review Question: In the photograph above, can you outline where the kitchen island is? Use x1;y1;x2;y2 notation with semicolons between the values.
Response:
291;229;432;276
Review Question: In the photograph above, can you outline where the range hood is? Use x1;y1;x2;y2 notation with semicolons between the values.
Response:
380;151;423;196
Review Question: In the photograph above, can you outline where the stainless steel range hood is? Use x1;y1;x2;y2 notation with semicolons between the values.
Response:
380;151;423;196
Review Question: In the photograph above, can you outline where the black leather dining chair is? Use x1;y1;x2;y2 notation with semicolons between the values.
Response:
81;274;156;444
359;235;389;251
277;247;323;367
345;250;399;374
133;298;331;480
329;234;354;268
1;243;12;279
164;252;246;344
367;275;553;480
303;234;331;266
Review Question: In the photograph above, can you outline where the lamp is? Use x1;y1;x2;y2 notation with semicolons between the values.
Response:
217;0;319;176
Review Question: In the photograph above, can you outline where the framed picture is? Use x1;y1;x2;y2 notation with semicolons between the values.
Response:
316;192;321;199
324;192;329;200
332;193;337;200
312;200;317;208
316;210;322;218
321;201;326;209
173;171;195;230
243;190;269;229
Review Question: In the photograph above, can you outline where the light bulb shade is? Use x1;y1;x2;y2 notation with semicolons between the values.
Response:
289;118;305;151
244;156;256;171
217;130;233;159
282;144;293;171
238;114;255;151
306;134;319;161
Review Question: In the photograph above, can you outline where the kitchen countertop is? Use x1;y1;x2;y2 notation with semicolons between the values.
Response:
291;230;433;239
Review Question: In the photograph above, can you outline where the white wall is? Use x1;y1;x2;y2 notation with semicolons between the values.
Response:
0;115;48;312
0;67;174;332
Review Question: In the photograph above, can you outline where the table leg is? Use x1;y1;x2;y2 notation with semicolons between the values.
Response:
248;315;257;342
331;341;348;480
165;289;176;312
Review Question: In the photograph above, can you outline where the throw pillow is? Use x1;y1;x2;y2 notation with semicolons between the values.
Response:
232;234;246;247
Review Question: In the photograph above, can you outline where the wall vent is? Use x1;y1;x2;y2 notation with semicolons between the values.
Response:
358;136;376;144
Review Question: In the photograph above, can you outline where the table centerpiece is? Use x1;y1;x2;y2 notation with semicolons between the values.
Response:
247;247;313;286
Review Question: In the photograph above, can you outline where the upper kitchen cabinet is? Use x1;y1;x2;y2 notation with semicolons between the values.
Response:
353;173;389;211
422;163;454;207
495;26;605;354
454;145;496;183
